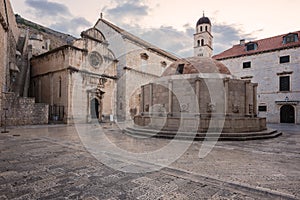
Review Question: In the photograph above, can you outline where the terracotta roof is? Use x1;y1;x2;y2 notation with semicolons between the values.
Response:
213;31;300;60
95;18;178;61
162;57;231;76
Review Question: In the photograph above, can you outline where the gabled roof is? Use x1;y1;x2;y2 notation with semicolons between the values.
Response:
213;31;300;60
95;18;179;61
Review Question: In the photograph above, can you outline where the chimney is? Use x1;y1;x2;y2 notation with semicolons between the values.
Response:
240;39;245;45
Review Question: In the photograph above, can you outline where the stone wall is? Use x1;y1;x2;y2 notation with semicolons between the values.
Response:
219;48;300;124
0;0;20;125
95;20;177;121
140;75;258;118
135;75;265;133
1;93;48;126
134;116;266;133
0;21;7;112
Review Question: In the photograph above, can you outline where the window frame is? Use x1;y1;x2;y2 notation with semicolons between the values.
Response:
258;105;267;112
176;64;185;74
279;76;290;92
246;43;257;51
201;39;204;46
242;61;251;69
283;33;298;44
279;55;290;64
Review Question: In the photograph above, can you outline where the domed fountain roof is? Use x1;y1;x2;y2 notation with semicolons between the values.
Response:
162;57;231;76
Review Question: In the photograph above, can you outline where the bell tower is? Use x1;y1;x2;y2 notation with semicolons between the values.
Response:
194;13;213;57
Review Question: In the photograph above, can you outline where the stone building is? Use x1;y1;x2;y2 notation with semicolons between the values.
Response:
124;16;280;140
213;31;300;124
0;0;20;107
30;17;178;124
194;14;213;58
0;0;48;126
14;14;76;98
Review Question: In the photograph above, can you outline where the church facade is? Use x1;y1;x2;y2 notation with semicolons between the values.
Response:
30;17;177;124
213;32;300;124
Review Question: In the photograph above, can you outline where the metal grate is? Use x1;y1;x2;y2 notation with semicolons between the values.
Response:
49;105;64;121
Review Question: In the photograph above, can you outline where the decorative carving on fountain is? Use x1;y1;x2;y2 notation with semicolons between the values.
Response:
207;103;216;113
232;104;239;113
180;103;189;112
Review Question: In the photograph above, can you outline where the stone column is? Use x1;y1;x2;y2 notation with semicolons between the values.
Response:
87;91;91;122
245;80;251;116
38;79;42;103
223;78;230;115
149;83;153;114
168;80;173;115
50;74;53;106
253;83;258;116
141;85;145;113
195;78;201;114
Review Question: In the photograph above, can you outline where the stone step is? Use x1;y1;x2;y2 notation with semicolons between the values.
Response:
123;127;282;141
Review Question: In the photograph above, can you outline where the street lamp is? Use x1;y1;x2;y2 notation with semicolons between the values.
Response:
285;96;289;102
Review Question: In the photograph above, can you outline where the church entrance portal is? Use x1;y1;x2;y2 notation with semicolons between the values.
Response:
280;105;295;123
91;98;100;119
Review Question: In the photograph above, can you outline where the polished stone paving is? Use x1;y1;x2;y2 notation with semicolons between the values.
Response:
0;123;299;199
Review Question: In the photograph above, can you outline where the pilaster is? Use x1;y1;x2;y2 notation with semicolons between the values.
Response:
168;80;173;115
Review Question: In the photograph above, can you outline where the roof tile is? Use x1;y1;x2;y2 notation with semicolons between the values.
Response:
213;31;300;60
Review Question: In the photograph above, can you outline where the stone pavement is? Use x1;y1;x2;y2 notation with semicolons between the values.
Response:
0;123;299;199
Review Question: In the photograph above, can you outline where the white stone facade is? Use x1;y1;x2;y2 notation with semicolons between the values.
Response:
217;47;300;124
194;16;213;58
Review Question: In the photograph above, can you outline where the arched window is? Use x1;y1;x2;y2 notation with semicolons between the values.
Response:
197;40;200;46
201;39;204;46
58;77;62;98
205;26;208;31
200;26;203;32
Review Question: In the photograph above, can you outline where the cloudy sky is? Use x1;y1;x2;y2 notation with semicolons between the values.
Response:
10;0;300;57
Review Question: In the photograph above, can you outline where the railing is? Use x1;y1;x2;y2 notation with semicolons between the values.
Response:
49;105;64;122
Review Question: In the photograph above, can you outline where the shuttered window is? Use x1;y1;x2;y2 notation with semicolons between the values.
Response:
243;61;251;69
280;55;290;64
258;106;267;112
279;76;290;91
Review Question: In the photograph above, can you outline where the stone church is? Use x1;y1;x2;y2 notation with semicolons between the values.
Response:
30;16;178;124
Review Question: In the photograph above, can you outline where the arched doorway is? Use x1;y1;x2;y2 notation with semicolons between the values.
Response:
280;105;295;123
91;98;99;119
